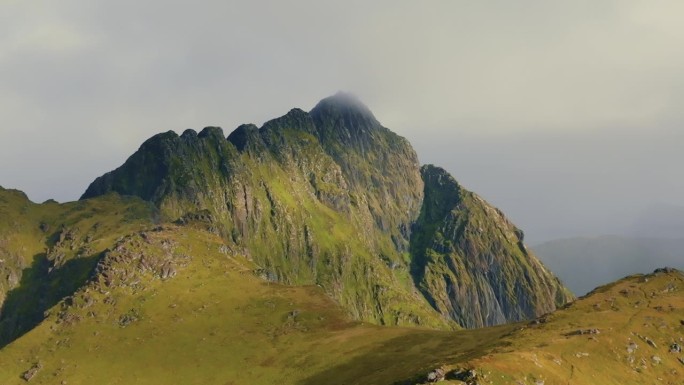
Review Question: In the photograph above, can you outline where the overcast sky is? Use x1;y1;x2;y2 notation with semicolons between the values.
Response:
1;1;683;243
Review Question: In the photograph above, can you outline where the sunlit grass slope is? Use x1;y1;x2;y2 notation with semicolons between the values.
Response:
1;185;681;384
0;225;515;385
0;187;155;345
448;268;684;385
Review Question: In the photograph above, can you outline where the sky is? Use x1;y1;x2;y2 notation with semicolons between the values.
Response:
1;1;683;244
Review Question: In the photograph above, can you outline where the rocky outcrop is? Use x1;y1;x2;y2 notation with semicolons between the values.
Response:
0;189;155;347
425;367;446;382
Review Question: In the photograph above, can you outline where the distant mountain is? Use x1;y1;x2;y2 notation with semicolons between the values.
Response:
534;235;684;295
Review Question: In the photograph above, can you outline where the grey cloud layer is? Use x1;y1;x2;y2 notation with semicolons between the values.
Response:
1;0;682;242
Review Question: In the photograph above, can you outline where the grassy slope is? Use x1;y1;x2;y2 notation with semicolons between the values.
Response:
0;225;515;385
0;187;155;344
451;269;684;385
1;188;682;384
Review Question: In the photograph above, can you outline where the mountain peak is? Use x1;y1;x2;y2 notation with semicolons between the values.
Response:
310;92;379;128
198;126;225;139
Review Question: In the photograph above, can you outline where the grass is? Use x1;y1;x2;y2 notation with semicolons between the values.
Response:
0;188;155;345
459;269;684;385
1;187;682;384
0;226;515;385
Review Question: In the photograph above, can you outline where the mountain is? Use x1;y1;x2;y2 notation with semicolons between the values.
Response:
79;92;571;329
534;235;684;295
0;93;580;383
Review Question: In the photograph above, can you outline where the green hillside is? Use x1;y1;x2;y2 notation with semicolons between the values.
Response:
0;215;679;384
458;268;684;385
0;186;155;346
0;223;516;385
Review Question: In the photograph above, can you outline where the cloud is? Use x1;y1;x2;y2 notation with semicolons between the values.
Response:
0;1;682;242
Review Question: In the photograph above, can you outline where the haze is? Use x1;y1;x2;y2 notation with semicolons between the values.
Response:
2;1;683;244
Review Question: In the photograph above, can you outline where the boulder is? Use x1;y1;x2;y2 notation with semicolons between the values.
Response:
426;368;445;382
22;362;41;382
449;368;479;384
627;342;638;354
160;262;176;279
565;328;600;336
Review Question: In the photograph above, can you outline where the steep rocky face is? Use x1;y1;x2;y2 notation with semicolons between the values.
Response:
80;93;572;328
411;165;573;328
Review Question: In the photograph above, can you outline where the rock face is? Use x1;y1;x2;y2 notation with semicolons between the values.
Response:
411;166;573;327
80;92;573;328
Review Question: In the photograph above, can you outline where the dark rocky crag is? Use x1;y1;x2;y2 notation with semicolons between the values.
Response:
81;92;573;328
412;166;570;328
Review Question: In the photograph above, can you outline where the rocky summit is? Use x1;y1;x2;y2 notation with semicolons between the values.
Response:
80;92;572;329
